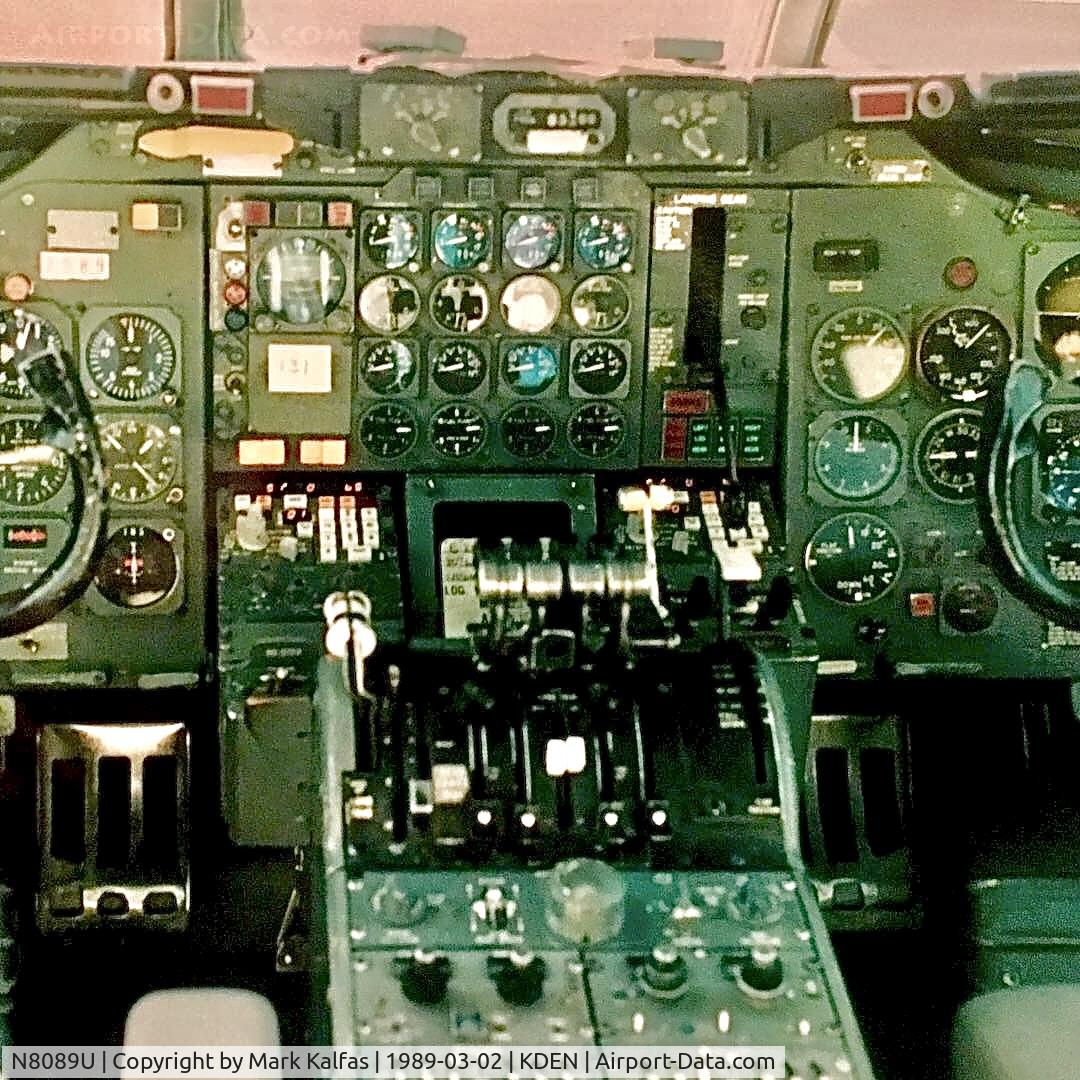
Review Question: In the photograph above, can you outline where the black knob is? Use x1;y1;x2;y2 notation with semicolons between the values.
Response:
642;947;689;998
738;945;783;996
399;951;452;1005
489;953;546;1006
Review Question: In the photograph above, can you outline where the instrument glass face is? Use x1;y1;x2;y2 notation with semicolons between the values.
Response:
812;414;903;501
100;418;179;504
916;307;1011;402
0;418;68;505
810;307;908;404
86;314;177;401
95;525;178;608
567;401;626;458
575;213;633;270
433;212;492;270
255;236;347;325
504;213;561;270
359;402;418;458
804;512;902;605
914;410;981;503
0;309;62;400
363;212;420;270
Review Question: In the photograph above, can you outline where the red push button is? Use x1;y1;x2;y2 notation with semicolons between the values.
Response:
663;389;714;415
908;592;936;618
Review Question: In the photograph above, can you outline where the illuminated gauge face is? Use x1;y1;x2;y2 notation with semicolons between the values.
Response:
431;342;487;395
430;402;487;458
1036;256;1080;374
804;512;902;605
0;309;62;400
432;211;491;269
504;213;561;270
917;308;1012;401
915;409;981;503
570;275;630;333
86;313;176;401
430;275;490;333
359;340;416;394
0;418;68;505
1042;429;1080;515
502;343;559;395
359;401;418;458
94;525;178;609
570;341;629;397
574;213;633;270
501;403;557;458
100;418;178;503
362;212;419;269
568;401;626;458
812;414;902;501
254;236;347;325
810;307;908;404
358;274;420;334
500;275;561;334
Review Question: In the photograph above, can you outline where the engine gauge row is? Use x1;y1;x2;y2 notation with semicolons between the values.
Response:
0;308;178;404
811;409;981;505
355;272;630;335
358;339;631;399
810;305;1013;405
358;210;634;272
358;400;626;460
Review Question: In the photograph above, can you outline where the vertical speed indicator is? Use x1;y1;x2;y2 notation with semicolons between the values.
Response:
804;512;902;605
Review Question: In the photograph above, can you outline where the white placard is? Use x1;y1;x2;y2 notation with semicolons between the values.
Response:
266;343;332;394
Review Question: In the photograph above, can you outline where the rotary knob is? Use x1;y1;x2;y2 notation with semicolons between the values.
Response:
736;941;784;999
489;952;546;1007
398;951;452;1005
641;946;689;999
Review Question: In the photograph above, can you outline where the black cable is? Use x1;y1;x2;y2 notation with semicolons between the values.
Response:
0;345;108;636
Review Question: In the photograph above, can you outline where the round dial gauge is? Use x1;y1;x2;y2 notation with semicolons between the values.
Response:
501;403;557;458
431;342;486;395
0;418;68;505
359;402;418;458
254;236;347;325
431;402;487;458
502;343;559;395
812;415;902;501
358;274;420;334
1042;429;1080;515
504;213;561;270
433;212;491;269
575;213;633;270
360;340;416;394
363;212;419;269
94;525;178;609
500;275;561;334
100;418;179;503
570;341;629;397
0;309;62;399
810;307;908;404
430;275;490;333
568;402;626;458
570;275;630;333
915;410;981;503
804;513;902;605
86;313;176;401
916;308;1011;401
